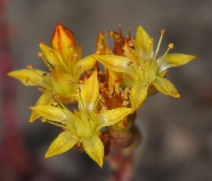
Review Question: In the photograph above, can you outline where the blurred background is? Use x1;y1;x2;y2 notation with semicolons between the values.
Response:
0;0;212;180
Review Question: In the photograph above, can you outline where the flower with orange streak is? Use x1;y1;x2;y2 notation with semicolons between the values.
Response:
8;23;96;122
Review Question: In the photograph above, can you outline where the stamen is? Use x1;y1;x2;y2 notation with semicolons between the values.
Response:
153;29;165;61
52;101;58;106
26;64;50;84
41;118;46;123
45;120;67;129
159;43;174;65
69;80;73;84
77;88;86;113
26;78;52;90
148;38;154;61
118;24;123;37
128;28;132;40
37;52;53;71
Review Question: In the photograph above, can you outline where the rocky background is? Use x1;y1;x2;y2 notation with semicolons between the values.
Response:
1;0;212;180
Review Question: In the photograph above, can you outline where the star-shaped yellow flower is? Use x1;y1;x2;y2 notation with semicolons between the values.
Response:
8;23;96;122
29;71;132;167
94;26;196;110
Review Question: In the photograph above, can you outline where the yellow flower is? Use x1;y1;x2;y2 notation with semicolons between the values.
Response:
94;26;196;110
29;71;132;167
8;23;96;122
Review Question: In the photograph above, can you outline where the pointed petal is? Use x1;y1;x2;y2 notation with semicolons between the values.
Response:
45;131;78;158
130;83;148;110
96;108;132;130
8;69;52;90
94;55;134;75
136;26;153;59
51;23;77;61
29;105;68;122
28;92;52;123
74;55;96;81
107;69;121;94
51;68;75;95
83;135;104;167
158;53;197;72
153;76;180;98
81;71;99;113
39;42;69;72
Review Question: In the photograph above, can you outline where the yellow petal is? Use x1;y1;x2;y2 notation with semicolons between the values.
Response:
159;53;197;72
80;71;98;113
136;26;153;59
51;68;75;95
29;105;68;122
94;55;134;75
83;135;104;167
96;108;132;130
107;69;121;94
8;69;52;90
74;55;96;81
45;131;78;158
51;23;77;62
130;83;148;110
153;76;180;98
28;92;52;123
39;42;69;73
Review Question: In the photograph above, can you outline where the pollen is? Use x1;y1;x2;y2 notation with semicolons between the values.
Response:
67;44;73;50
149;38;154;43
52;101;58;106
37;52;43;58
168;43;174;49
41;118;46;123
49;49;55;54
27;64;33;69
161;29;165;34
61;120;67;124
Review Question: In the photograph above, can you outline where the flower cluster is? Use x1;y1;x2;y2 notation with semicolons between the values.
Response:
8;23;196;167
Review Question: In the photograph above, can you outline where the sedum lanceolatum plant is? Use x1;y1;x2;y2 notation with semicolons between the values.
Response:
8;23;196;167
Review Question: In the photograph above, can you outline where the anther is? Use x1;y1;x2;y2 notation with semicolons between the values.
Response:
62;120;67;124
74;53;79;58
38;88;45;92
67;44;73;50
69;80;73;84
161;29;165;34
77;66;82;71
52;101;58;106
127;61;133;66
168;43;174;49
27;64;33;69
26;78;30;84
37;52;43;58
77;87;81;93
41;118;46;123
149;38;154;43
49;49;55;54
